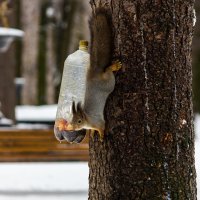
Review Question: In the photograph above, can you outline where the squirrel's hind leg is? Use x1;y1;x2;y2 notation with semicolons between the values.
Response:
89;129;104;142
97;128;104;142
89;129;95;138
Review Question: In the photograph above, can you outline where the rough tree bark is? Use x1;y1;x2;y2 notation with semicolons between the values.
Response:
89;1;196;199
21;0;40;105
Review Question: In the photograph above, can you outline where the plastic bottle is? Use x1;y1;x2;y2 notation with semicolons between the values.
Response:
54;40;89;140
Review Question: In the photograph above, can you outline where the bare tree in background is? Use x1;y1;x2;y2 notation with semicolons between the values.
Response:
45;0;90;104
0;0;16;121
45;0;64;104
21;0;40;105
65;0;90;55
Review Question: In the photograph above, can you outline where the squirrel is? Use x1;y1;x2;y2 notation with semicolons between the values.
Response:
64;8;121;141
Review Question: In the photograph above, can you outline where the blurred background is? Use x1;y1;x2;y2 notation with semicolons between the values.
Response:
0;0;90;120
0;0;199;199
0;0;90;199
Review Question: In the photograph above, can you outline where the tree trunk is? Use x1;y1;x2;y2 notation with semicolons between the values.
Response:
21;0;40;105
46;23;56;104
0;46;15;121
45;0;64;104
0;0;17;121
89;1;196;199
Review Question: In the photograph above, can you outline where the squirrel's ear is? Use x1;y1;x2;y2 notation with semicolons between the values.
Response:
72;101;76;114
76;102;82;112
77;102;85;117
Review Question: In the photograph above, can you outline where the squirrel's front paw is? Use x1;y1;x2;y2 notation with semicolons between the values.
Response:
114;60;122;70
108;60;122;72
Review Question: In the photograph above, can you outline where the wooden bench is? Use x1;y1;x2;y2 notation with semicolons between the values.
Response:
0;128;89;162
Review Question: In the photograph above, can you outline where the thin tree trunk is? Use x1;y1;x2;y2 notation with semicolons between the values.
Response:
21;0;40;105
0;45;15;121
0;0;17;121
66;0;90;55
54;0;90;100
46;23;56;104
62;0;90;56
46;0;64;104
89;1;196;199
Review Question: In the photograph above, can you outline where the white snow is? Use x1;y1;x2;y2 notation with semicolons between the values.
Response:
0;162;88;200
193;9;196;27
0;195;86;200
46;7;55;18
0;27;24;38
15;77;25;85
195;115;200;199
15;105;57;122
195;115;200;140
0;162;88;191
196;142;200;199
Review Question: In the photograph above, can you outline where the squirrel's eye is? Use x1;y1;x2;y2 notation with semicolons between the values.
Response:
78;119;82;124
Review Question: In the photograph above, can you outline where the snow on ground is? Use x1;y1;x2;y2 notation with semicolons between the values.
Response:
196;141;200;199
0;162;88;200
0;195;86;200
195;115;200;140
195;115;200;199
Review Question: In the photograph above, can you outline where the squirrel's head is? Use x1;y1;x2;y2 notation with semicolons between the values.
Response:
54;101;87;143
66;101;87;130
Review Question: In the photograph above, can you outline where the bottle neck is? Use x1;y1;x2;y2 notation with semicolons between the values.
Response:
79;46;88;52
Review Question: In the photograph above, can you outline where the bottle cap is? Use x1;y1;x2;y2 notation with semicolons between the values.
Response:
79;40;88;51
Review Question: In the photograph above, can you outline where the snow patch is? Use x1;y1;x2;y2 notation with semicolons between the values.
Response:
15;105;57;122
0;27;24;38
193;9;196;27
0;162;88;192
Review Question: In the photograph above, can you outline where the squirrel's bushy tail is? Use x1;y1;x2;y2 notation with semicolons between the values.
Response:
89;8;112;74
